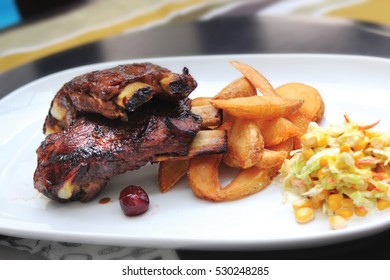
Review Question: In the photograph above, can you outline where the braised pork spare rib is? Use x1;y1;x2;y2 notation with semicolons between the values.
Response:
35;98;202;202
33;62;220;202
44;62;197;134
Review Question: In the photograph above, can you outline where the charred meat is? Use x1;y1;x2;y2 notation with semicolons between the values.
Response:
44;63;197;134
34;98;202;202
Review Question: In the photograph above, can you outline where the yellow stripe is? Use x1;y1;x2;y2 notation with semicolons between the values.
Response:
325;0;390;25
0;0;205;72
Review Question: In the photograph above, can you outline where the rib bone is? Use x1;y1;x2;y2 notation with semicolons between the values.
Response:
155;130;227;161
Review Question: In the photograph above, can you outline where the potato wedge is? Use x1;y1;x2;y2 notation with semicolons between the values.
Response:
210;95;303;120
188;154;277;202
192;97;212;106
218;166;278;201
213;76;257;100
255;149;287;169
217;117;233;133
256;117;301;147
230;61;278;96
276;82;325;122
285;110;311;134
158;160;189;193
188;154;222;201
223;118;264;169
283;111;311;149
185;63;326;204
268;137;294;155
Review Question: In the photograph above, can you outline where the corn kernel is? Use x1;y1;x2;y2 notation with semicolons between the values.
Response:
377;199;390;210
329;215;348;230
340;144;351;153
353;150;364;161
317;135;328;147
354;206;368;217
301;134;317;147
320;157;328;167
353;140;368;151
294;207;315;224
292;198;313;210
309;191;328;209
316;190;329;201
317;168;327;180
335;208;354;219
341;198;354;209
327;193;343;212
303;148;314;160
311;196;323;209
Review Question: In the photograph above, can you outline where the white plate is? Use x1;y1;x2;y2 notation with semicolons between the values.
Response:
1;54;390;250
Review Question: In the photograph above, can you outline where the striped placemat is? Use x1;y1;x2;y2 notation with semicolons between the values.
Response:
0;0;389;73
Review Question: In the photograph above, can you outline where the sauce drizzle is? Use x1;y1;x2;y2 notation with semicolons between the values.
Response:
98;197;111;204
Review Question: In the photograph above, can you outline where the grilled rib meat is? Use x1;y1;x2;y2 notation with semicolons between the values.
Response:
34;98;202;202
44;63;197;134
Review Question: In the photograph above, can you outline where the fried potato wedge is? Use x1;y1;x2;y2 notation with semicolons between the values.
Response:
158;160;189;193
223;118;264;169
213;76;257;100
210;95;303;120
276;82;325;122
267;137;294;155
283;111;311;149
188;154;277;202
285;111;311;134
188;154;222;201
256;117;301;147
230;61;278;96
218;166;278;201
191;97;212;106
255;149;287;170
217;118;233;133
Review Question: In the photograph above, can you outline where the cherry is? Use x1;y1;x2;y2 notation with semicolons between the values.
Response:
119;185;149;216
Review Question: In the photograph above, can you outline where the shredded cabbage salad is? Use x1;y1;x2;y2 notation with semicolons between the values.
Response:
280;115;390;228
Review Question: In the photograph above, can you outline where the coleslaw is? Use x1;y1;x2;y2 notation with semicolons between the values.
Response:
280;115;390;228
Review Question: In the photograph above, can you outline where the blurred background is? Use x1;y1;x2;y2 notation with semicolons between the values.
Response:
0;0;389;73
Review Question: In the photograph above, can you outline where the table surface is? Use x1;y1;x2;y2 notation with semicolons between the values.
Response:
1;15;390;260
